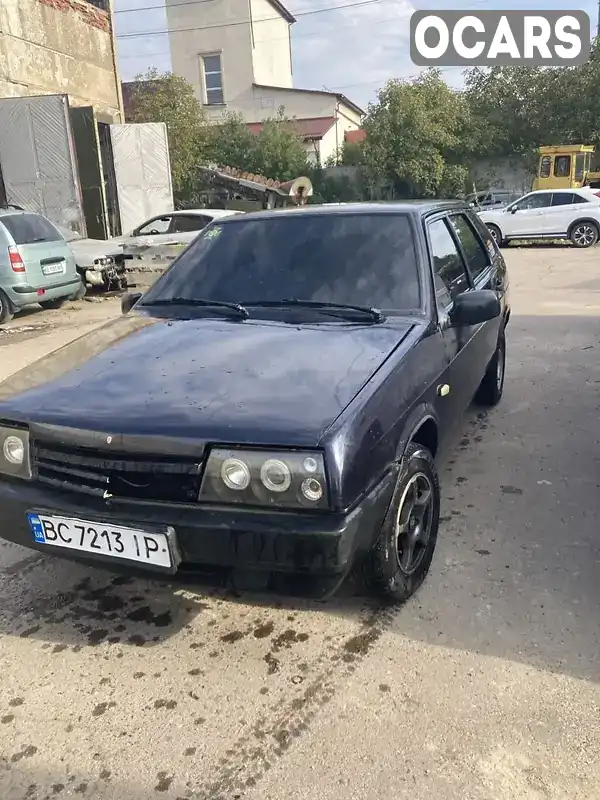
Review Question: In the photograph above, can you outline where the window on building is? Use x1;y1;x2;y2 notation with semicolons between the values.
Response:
202;54;224;105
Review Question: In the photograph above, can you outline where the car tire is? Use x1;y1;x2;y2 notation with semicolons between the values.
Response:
569;221;599;248
486;224;506;248
474;328;506;407
0;289;14;325
364;442;440;604
70;282;87;301
39;298;67;310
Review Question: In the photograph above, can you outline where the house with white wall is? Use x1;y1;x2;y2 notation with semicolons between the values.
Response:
165;0;364;165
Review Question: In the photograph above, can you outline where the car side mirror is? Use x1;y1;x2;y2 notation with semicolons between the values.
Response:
510;208;518;214
121;291;142;314
450;290;500;327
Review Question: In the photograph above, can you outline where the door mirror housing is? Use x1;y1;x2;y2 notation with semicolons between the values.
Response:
450;290;500;327
121;291;142;314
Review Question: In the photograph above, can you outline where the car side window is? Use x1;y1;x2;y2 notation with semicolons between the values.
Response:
171;215;210;233
135;216;171;236
448;214;490;281
512;194;551;211
571;192;590;205
427;218;470;306
551;192;577;206
468;211;499;260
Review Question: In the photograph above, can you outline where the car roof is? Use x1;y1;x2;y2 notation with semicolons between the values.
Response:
0;208;35;219
214;200;469;224
171;208;243;218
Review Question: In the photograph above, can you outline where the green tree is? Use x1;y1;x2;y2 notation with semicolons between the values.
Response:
128;68;212;202
250;108;310;180
464;40;600;157
208;107;309;180
362;70;473;198
207;111;256;172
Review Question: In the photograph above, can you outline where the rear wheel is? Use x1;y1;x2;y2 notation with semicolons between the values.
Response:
39;298;67;310
486;224;506;248
364;443;440;603
0;289;14;324
70;281;87;301
569;221;599;248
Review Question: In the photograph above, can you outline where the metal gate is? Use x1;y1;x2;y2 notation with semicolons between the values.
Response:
0;94;85;234
109;122;173;235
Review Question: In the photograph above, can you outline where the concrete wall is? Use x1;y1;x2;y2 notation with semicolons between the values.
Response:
470;157;534;194
250;0;292;88
0;0;122;120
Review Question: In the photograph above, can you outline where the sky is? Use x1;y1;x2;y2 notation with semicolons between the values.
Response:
113;0;599;110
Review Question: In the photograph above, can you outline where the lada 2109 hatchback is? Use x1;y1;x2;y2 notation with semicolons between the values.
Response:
0;202;509;601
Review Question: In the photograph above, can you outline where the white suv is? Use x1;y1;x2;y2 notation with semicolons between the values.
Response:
478;188;600;248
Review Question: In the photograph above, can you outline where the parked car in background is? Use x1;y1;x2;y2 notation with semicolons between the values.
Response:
479;188;600;248
0;210;83;324
0;201;509;602
467;189;522;210
54;224;124;293
115;209;245;249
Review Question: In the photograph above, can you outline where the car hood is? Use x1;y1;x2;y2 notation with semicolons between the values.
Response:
0;314;416;445
478;208;509;222
68;238;124;266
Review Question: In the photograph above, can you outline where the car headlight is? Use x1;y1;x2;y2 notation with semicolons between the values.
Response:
199;449;329;510
0;426;31;479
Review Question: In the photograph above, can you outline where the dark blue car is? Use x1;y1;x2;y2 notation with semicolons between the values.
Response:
0;202;509;602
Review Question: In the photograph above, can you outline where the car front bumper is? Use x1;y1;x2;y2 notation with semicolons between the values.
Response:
0;472;396;589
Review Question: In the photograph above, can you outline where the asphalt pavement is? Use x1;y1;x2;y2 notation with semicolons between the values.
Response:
0;245;599;799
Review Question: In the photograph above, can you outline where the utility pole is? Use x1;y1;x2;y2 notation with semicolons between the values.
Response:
597;0;600;40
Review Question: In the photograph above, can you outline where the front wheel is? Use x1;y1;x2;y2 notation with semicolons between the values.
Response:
364;443;440;603
570;221;599;248
486;224;506;248
474;328;506;407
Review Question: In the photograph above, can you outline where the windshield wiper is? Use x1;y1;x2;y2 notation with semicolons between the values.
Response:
141;297;249;318
245;299;384;323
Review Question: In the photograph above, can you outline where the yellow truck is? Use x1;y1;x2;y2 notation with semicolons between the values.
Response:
533;144;600;191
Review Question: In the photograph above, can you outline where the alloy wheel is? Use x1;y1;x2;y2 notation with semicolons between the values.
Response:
573;224;597;247
394;472;434;575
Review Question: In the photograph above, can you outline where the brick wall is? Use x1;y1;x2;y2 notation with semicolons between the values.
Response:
36;0;111;33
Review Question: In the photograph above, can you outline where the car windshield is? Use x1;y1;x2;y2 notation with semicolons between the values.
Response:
140;212;422;314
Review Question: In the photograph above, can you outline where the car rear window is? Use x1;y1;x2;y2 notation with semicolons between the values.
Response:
0;213;62;245
143;212;422;312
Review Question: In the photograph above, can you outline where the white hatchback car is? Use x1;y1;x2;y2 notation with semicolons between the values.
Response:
478;188;600;248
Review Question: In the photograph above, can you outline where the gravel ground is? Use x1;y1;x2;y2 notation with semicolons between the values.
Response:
0;245;599;800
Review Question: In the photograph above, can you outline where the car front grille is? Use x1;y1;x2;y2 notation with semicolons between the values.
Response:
32;439;202;504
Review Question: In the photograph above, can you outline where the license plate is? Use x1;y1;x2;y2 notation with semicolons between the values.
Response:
42;262;65;276
27;513;173;569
